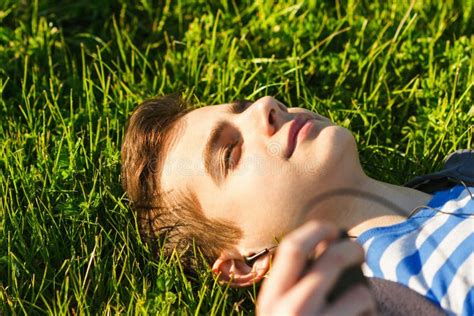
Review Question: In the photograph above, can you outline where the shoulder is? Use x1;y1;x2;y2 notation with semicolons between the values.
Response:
405;149;474;193
369;277;444;315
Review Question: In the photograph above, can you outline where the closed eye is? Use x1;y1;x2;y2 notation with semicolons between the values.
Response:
223;138;242;176
230;100;253;114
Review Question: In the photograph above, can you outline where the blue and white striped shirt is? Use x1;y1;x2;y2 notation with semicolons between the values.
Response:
358;185;474;315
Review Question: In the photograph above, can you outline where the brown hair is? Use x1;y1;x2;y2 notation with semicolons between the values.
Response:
121;94;242;273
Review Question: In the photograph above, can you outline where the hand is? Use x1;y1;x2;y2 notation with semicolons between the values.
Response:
256;221;376;315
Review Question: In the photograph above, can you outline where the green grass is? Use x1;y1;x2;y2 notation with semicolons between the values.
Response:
0;0;473;314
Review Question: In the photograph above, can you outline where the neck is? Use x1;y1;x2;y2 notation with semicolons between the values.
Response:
303;173;432;237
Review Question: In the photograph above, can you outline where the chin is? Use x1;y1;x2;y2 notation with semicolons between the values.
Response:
328;125;357;158
303;125;359;180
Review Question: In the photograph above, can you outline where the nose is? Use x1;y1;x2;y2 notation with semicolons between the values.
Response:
248;96;286;137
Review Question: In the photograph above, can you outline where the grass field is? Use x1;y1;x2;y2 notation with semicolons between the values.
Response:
0;0;473;314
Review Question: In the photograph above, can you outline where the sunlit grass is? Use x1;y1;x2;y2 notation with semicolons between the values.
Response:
0;0;473;314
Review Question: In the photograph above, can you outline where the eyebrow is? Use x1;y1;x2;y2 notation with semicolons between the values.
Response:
202;101;249;185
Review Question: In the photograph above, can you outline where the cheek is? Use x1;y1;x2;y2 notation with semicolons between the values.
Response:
236;201;301;244
229;171;305;237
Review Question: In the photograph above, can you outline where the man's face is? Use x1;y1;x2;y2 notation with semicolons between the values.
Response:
161;96;359;255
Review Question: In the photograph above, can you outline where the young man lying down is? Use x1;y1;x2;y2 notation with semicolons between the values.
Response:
121;95;473;315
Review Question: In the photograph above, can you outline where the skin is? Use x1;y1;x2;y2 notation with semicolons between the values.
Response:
161;96;431;283
256;220;442;315
161;96;347;255
160;96;438;314
257;221;376;315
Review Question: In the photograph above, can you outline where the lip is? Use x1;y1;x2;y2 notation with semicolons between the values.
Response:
285;116;312;158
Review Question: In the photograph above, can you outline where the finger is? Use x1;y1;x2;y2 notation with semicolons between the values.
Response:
282;240;365;311
259;221;339;301
323;284;376;316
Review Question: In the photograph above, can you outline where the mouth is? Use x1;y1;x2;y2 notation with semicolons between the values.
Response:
285;115;312;159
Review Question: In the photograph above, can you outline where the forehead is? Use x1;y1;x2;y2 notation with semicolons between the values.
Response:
160;104;229;199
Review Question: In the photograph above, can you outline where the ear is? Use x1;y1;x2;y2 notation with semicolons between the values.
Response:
211;253;271;288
